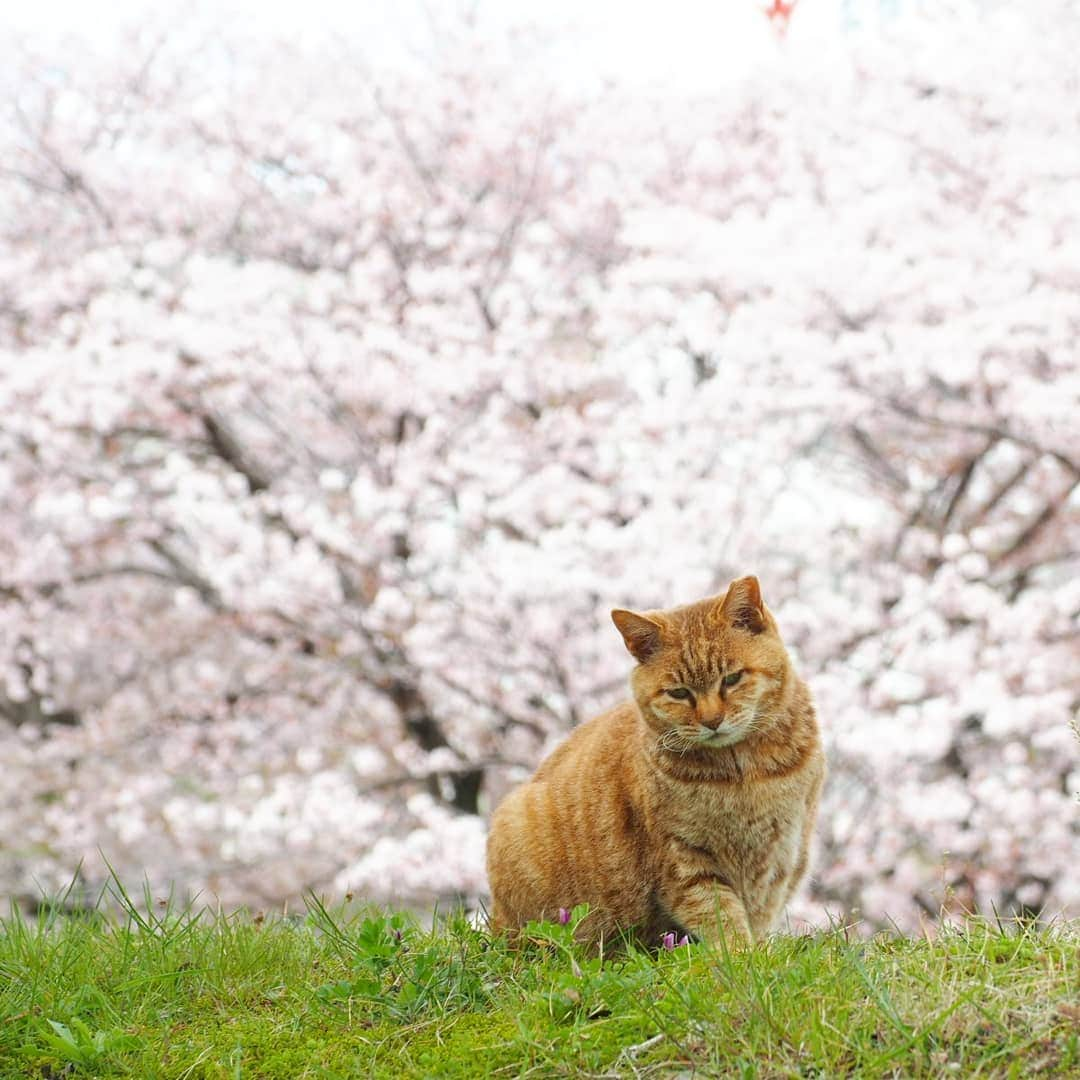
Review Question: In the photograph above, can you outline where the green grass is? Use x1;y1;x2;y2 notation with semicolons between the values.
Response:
1;883;1078;1079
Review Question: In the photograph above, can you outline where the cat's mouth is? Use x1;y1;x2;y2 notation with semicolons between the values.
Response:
658;725;750;753
697;728;747;749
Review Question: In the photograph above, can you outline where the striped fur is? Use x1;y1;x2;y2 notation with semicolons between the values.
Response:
486;576;825;948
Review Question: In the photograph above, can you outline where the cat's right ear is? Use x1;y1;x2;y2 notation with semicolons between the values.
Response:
720;575;768;634
611;609;664;663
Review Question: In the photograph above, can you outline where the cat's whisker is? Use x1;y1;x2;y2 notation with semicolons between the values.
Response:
660;727;701;756
659;730;685;754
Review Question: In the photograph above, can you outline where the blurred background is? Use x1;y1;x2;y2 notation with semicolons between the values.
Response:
1;0;1077;929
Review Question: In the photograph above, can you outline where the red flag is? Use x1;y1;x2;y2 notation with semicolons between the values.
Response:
763;0;799;35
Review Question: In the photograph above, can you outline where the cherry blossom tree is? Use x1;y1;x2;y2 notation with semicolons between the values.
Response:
0;2;1076;928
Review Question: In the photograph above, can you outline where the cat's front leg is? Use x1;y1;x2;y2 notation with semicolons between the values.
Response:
659;844;752;946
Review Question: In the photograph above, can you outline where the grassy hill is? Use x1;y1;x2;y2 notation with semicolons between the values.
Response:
1;884;1077;1078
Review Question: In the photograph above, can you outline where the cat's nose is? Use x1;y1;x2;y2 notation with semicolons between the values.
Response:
702;716;725;730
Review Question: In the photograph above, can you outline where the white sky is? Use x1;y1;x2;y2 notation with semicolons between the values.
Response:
1;0;887;89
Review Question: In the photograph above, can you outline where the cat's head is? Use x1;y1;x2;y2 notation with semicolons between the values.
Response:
611;576;792;751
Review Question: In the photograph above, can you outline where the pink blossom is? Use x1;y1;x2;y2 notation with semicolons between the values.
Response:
0;4;1077;930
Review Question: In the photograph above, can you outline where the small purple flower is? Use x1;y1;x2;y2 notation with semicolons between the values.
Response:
662;932;691;950
557;907;571;925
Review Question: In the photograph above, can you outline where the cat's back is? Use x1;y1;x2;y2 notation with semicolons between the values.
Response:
532;701;638;781
491;701;640;830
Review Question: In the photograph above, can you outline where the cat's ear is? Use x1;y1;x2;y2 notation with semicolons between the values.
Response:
611;609;665;662
720;575;767;634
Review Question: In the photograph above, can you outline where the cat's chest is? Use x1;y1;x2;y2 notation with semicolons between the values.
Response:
661;780;805;881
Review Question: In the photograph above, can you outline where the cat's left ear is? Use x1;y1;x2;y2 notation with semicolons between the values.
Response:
611;609;665;662
720;575;768;634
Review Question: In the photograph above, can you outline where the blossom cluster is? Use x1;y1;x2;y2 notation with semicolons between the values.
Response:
1;4;1076;928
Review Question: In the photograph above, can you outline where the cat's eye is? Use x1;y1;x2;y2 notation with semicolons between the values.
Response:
666;687;693;701
723;670;743;687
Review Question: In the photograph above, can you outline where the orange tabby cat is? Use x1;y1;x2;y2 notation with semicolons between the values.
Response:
486;576;824;947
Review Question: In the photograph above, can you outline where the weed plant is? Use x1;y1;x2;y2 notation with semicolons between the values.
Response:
1;877;1077;1078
